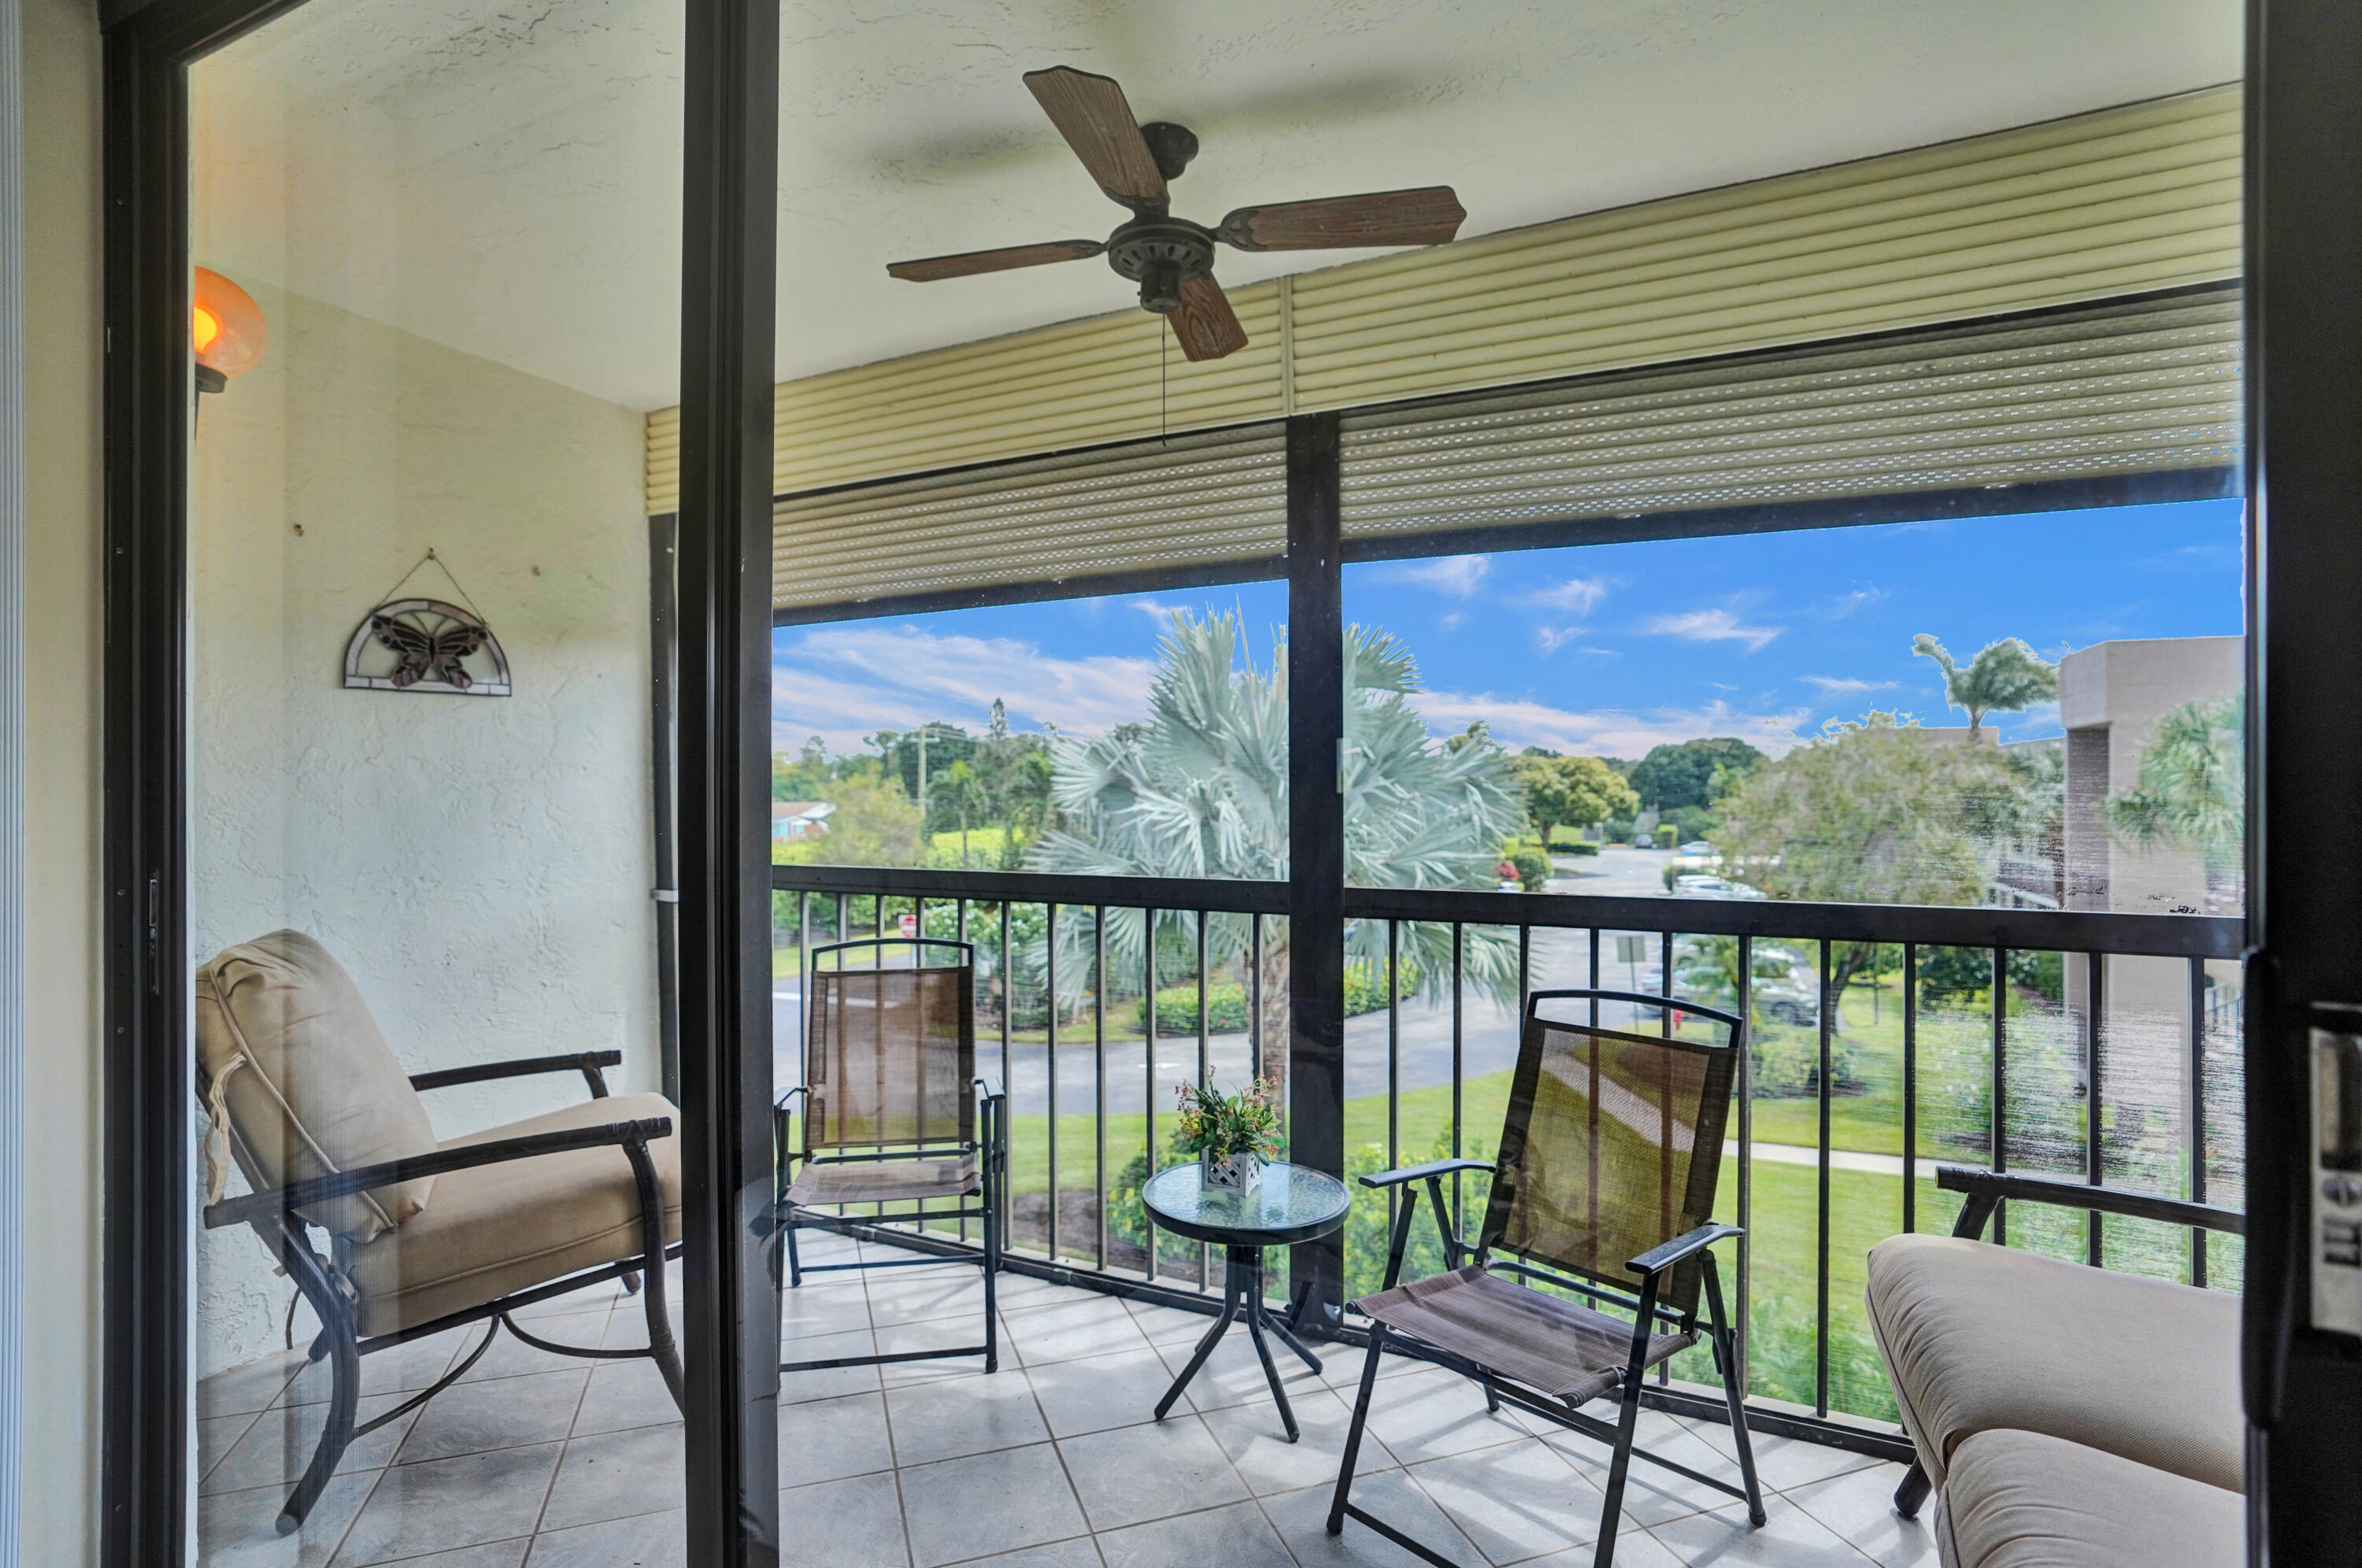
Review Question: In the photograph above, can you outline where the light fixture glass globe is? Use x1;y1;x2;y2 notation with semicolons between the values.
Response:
192;267;268;380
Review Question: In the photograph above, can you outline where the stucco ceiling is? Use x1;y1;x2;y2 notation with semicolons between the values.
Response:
194;0;2242;414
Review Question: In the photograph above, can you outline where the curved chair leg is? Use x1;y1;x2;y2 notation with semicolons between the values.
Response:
275;1245;359;1534
624;1136;687;1409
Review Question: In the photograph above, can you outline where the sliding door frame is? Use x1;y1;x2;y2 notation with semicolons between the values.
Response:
94;1;781;1562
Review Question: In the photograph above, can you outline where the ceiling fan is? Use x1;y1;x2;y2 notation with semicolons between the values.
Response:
886;66;1468;363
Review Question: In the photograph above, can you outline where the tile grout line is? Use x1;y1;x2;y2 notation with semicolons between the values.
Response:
856;1269;922;1568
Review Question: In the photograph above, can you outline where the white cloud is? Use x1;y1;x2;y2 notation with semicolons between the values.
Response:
1824;586;1887;619
1409;691;1813;759
1804;675;1898;694
1390;555;1492;597
1528;575;1611;615
1642;608;1783;653
776;624;1158;751
1535;625;1586;653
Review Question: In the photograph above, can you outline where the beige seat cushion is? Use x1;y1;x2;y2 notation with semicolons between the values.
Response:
1937;1429;2243;1568
348;1092;682;1337
1865;1233;2241;1492
196;930;441;1241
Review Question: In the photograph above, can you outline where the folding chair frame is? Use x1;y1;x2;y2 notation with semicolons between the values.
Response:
772;937;1008;1375
1326;989;1767;1568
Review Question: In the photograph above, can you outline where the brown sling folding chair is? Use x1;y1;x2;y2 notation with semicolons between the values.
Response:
1327;988;1764;1568
773;937;1008;1374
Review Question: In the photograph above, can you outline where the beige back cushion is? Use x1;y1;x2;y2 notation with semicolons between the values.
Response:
195;930;440;1241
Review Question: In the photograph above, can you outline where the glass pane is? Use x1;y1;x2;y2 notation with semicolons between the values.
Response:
188;3;685;1559
771;582;1287;875
1339;501;2245;908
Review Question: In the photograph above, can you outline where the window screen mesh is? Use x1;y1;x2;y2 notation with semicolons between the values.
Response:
1337;290;2239;546
772;423;1287;616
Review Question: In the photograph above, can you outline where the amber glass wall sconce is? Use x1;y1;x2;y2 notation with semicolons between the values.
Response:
191;266;267;395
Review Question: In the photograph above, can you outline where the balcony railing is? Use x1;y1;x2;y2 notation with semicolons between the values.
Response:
772;861;2244;1452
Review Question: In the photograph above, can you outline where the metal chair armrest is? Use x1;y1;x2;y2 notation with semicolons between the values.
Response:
204;1116;674;1231
1357;1157;1493;1190
409;1050;624;1098
1627;1222;1744;1277
774;1084;809;1114
1934;1163;2245;1238
972;1075;1006;1104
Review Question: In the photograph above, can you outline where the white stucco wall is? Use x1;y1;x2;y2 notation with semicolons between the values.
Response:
189;283;656;1376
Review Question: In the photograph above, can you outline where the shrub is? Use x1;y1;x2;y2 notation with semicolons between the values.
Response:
1508;844;1553;891
1560;840;1601;857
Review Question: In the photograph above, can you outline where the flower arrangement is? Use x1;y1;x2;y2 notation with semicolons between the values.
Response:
1173;1074;1283;1191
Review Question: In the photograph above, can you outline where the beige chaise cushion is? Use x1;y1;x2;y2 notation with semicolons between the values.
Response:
347;1092;683;1336
195;930;442;1241
1866;1233;2242;1492
1937;1428;2243;1568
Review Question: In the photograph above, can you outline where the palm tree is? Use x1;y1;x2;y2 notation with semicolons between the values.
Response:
1910;634;2059;737
2105;692;2244;904
1027;610;1526;1092
929;760;989;867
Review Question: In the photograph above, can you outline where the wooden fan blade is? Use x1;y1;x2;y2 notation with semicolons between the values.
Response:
887;240;1105;283
1168;275;1249;363
1216;186;1467;251
1023;66;1168;211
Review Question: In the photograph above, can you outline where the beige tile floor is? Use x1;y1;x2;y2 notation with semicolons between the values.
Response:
194;1233;1938;1567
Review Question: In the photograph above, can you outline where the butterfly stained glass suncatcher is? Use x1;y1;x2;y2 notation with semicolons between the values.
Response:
342;597;512;697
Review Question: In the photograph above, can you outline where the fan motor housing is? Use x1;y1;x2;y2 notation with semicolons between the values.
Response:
1106;216;1216;313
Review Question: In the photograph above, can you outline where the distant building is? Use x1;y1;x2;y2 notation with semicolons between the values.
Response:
2053;635;2242;1132
772;801;835;841
2059;637;2242;917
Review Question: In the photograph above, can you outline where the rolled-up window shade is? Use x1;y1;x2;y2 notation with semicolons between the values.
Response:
1337;289;2239;550
772;423;1286;617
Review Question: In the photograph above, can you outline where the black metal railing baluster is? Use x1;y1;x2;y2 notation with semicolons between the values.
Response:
1816;937;1832;1418
1991;945;2008;1247
1902;945;1918;1236
1386;919;1402;1251
1144;907;1159;1285
2086;950;2105;1267
1096;904;1109;1272
1047;902;1060;1264
1734;932;1753;1400
2189;956;2208;1287
958;899;970;1246
1450;921;1465;1240
1197;908;1211;1290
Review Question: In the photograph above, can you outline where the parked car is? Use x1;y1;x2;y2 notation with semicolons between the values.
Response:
1671;873;1766;900
1679;840;1713;856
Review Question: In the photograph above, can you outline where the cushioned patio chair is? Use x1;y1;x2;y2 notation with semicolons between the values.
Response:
1327;989;1764;1568
197;930;683;1534
773;937;1007;1374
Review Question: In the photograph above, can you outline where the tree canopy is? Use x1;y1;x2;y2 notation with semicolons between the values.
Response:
1910;634;2059;736
1713;714;2050;1018
1511;753;1638;838
1028;610;1527;1075
1627;736;1765;811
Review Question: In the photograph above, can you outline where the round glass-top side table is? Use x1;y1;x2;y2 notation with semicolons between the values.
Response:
1141;1160;1350;1443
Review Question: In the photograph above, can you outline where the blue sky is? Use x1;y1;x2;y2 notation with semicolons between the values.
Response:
773;497;2245;760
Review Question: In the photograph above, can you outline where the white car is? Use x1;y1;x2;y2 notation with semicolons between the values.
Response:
1679;840;1713;856
1672;874;1766;900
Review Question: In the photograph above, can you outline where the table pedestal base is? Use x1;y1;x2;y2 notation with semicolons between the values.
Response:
1154;1244;1325;1441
